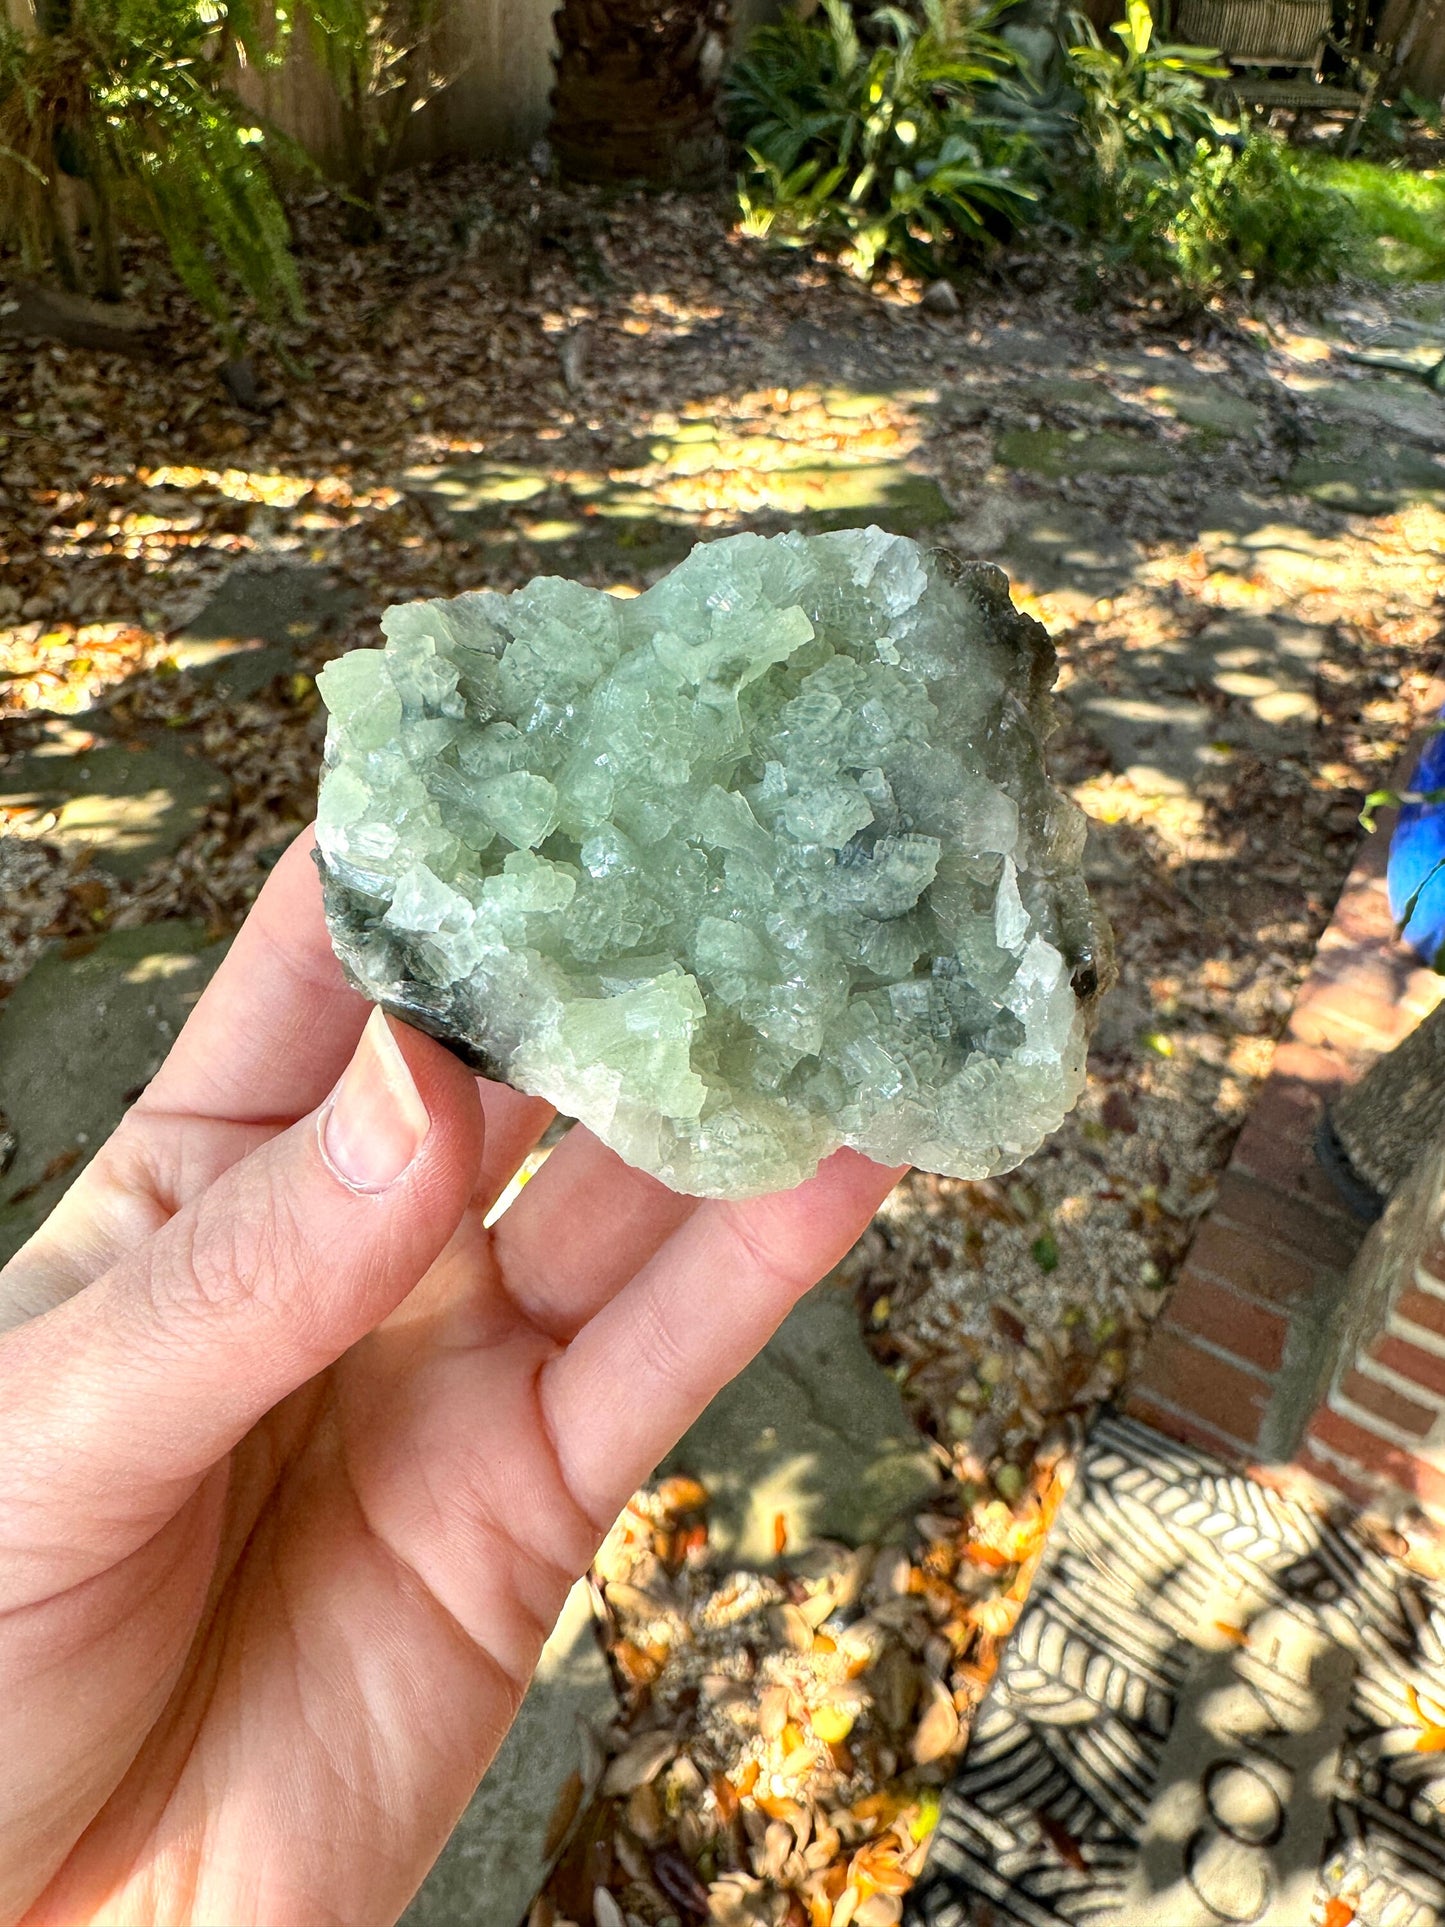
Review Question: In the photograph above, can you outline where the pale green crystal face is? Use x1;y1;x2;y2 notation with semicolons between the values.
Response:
315;529;1109;1199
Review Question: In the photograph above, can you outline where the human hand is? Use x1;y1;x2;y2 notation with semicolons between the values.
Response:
0;831;899;1927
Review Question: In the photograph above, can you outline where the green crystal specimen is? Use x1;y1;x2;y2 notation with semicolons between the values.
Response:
315;530;1110;1199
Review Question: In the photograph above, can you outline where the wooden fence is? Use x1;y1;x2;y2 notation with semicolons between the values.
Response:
5;0;1442;164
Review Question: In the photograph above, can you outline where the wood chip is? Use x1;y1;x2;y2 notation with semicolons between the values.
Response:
600;1729;676;1796
758;1683;792;1741
771;1603;815;1653
910;1677;961;1765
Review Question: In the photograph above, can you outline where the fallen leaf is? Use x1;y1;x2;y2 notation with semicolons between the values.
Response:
812;1704;855;1745
910;1677;960;1764
1034;1810;1087;1873
592;1887;626;1927
652;1843;709;1916
542;1770;584;1859
654;1474;707;1516
1405;1683;1445;1752
600;1729;675;1796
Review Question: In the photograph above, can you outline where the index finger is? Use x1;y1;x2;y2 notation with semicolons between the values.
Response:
137;831;554;1201
539;1149;905;1530
138;828;370;1126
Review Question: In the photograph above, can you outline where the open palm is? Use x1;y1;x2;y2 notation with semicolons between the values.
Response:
0;833;898;1927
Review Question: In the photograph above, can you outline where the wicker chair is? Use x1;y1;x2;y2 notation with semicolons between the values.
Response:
1170;0;1380;113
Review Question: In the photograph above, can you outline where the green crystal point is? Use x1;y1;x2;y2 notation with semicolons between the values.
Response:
315;529;1110;1198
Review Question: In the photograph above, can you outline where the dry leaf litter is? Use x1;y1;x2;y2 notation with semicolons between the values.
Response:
2;159;1443;1923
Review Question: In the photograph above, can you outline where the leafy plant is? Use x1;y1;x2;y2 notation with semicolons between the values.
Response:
1063;0;1225;184
294;0;451;235
1132;131;1360;293
0;0;301;339
729;0;1038;279
1056;0;1355;297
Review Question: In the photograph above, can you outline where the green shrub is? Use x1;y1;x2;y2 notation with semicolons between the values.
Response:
295;0;449;236
728;0;1039;280
1059;1;1366;298
0;0;301;338
1063;0;1224;185
1118;131;1362;293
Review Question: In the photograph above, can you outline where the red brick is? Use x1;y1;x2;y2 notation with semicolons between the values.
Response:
1353;831;1395;881
1290;982;1415;1054
1371;1334;1445;1403
1417;1241;1445;1296
1338;1368;1436;1439
1164;1273;1289;1373
1185;1218;1322;1310
1307;943;1419;1006
1124;1389;1257;1461
1231;1110;1363;1218
1305;1407;1445;1512
1395;1288;1445;1344
1291;1443;1378;1510
1213;1172;1365;1273
1133;1329;1271;1444
1316;887;1399;954
1267;1038;1359;1092
1399;973;1445;1024
1231;1082;1324;1183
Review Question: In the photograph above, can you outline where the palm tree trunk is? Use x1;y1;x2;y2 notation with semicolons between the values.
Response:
550;0;732;189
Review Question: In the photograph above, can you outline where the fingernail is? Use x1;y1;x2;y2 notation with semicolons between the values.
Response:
321;1008;431;1193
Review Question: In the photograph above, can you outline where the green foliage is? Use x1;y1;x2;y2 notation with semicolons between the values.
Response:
728;0;1038;279
0;0;301;339
1056;2;1364;299
292;0;448;230
1124;131;1360;293
1296;154;1445;282
1064;0;1224;182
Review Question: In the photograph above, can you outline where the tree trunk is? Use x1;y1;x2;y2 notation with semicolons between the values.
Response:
550;0;732;189
1327;999;1445;1212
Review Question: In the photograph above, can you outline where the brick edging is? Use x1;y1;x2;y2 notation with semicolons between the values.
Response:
1125;678;1445;1507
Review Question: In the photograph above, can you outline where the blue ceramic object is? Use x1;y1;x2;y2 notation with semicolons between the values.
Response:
1388;718;1445;971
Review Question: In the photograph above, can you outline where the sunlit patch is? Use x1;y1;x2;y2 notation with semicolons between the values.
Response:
0;622;165;717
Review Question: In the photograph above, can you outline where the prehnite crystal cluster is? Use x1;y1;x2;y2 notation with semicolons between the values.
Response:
315;529;1110;1198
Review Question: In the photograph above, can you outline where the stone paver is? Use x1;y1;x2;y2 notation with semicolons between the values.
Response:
1286;370;1445;450
0;922;229;1268
995;428;1179;479
1287;436;1445;515
1011;375;1149;423
402;1580;614;1927
404;425;952;562
1065;689;1228;797
967;324;1078;371
660;1279;939;1564
0;724;229;879
918;1414;1445;1927
1142;378;1264;437
169;560;357;699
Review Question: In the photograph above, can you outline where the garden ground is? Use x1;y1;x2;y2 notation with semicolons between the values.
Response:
2;161;1444;1922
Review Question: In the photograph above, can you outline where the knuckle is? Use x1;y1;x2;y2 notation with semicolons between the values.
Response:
163;1170;306;1329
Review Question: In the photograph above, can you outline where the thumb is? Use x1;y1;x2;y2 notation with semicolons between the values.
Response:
0;1010;484;1595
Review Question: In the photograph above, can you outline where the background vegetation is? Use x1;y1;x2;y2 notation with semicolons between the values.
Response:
0;0;1442;347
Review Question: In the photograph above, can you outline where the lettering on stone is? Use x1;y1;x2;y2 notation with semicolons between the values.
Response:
1111;1593;1355;1927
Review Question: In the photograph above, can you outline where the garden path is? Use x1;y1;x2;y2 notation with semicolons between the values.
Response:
1;167;1444;1923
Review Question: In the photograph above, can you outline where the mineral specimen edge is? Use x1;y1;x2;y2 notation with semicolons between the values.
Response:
315;527;1113;1200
